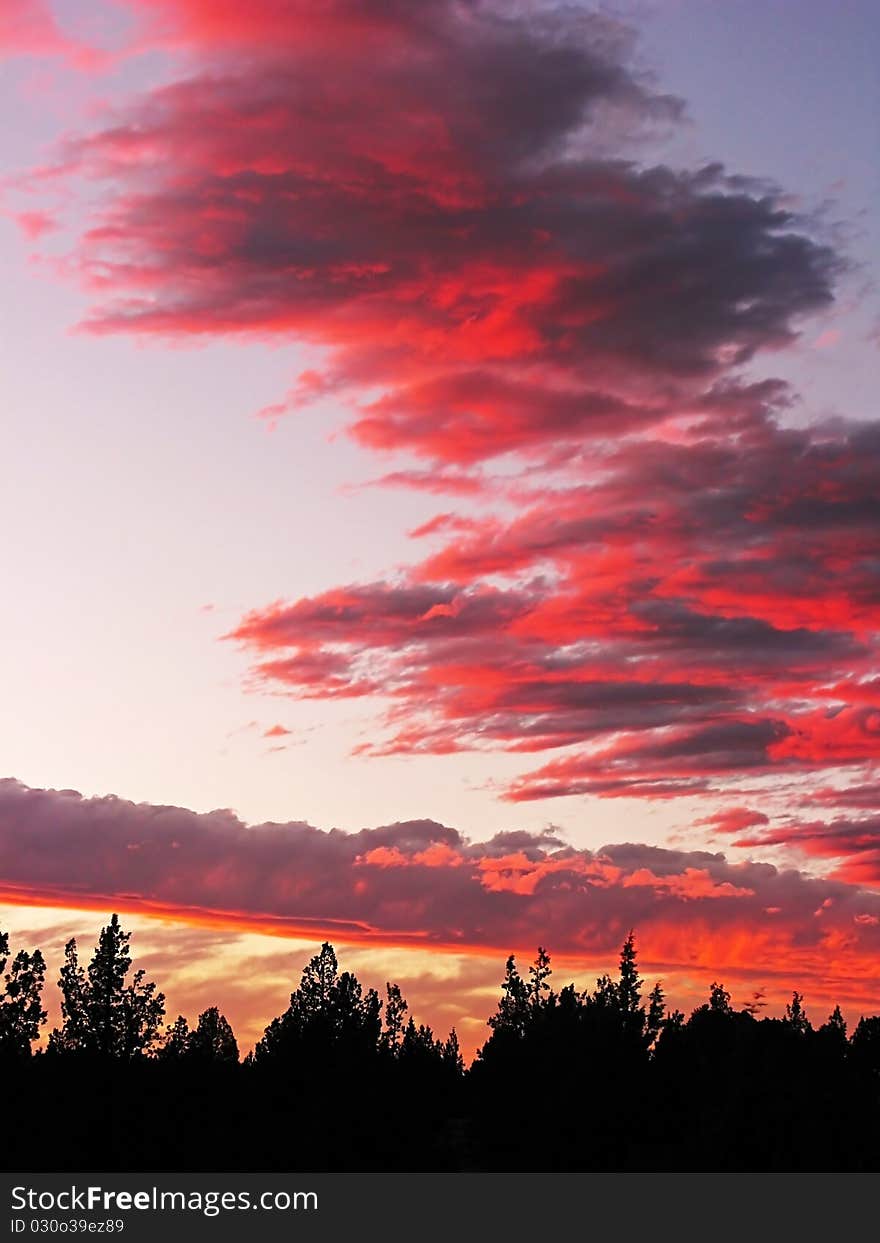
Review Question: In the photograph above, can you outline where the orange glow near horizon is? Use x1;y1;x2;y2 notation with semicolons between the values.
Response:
4;890;880;1062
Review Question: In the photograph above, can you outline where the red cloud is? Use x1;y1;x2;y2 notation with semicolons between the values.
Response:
28;4;831;434
735;814;880;886
802;782;880;811
227;410;880;805
13;1;878;818
696;807;770;836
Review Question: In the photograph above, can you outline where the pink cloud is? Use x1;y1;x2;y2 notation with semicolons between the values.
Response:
0;0;105;66
14;210;58;240
735;813;880;886
3;776;880;1012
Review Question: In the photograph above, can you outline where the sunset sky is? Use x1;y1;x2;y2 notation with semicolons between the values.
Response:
1;0;879;1056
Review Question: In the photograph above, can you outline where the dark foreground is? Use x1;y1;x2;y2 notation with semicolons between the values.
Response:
3;923;879;1171
4;1020;880;1172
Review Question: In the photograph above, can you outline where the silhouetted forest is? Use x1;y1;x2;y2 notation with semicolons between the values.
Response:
2;917;879;1171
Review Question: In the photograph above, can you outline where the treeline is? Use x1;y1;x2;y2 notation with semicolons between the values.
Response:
2;917;880;1170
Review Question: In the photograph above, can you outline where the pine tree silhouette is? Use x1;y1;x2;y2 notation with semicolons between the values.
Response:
0;931;47;1059
49;915;164;1057
3;919;880;1172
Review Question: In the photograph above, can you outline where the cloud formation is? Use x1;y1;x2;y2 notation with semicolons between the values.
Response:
15;2;879;820
0;0;103;64
734;815;880;888
3;778;880;1010
1;0;69;55
229;409;880;803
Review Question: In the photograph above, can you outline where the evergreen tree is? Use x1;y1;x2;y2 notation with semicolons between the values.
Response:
487;955;530;1036
816;1004;847;1058
334;971;381;1051
5;925;880;1171
188;1007;239;1063
400;1017;445;1067
254;943;380;1065
783;991;811;1035
121;967;166;1057
589;973;618;1009
158;1015;191;1061
50;916;164;1058
298;941;338;1017
87;914;133;1056
381;982;408;1054
617;932;642;1015
442;1028;464;1074
708;981;733;1015
850;1016;880;1076
401;1016;429;1054
49;938;90;1054
827;1004;847;1037
0;932;47;1059
646;981;665;1046
529;947;552;1008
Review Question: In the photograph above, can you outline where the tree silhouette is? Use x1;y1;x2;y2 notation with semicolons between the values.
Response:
442;1028;464;1074
49;938;89;1054
646;981;666;1047
50;914;164;1057
299;940;338;1015
665;1008;686;1032
158;1014;191;1061
783;991;812;1035
187;1007;239;1063
400;1016;439;1062
528;946;552;1008
254;941;381;1066
487;954;530;1037
589;972;619;1010
4;918;880;1173
617;931;642;1015
851;1016;880;1077
578;933;663;1054
89;914;129;1054
0;931;46;1059
826;1004;847;1038
708;981;733;1014
120;966;166;1058
380;981;408;1054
